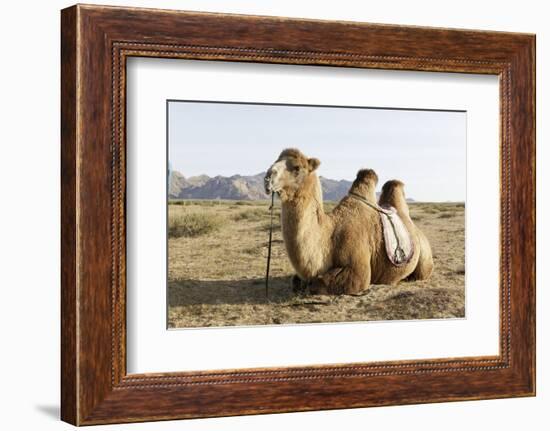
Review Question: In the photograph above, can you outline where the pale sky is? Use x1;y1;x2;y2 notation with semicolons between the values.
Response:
168;101;466;202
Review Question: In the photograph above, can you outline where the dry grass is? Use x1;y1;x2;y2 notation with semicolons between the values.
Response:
168;200;465;328
168;212;224;238
232;208;267;222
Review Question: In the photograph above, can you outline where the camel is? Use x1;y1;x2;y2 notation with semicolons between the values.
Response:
264;148;434;295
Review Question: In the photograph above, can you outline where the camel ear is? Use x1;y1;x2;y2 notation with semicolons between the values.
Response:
308;158;320;172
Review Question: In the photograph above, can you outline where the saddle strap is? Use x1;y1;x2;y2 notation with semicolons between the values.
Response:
348;192;412;266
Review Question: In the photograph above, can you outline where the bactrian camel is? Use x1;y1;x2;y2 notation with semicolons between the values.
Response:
264;148;433;295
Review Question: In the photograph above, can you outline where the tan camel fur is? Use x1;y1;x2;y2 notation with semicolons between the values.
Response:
264;148;434;295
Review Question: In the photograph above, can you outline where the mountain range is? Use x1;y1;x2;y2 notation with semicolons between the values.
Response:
169;170;414;202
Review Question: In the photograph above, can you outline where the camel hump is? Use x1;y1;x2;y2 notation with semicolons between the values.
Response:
379;179;409;214
353;168;378;185
348;169;378;202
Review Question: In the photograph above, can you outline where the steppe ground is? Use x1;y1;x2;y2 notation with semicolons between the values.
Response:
167;200;465;328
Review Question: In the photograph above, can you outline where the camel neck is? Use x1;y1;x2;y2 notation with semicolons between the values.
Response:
280;174;331;279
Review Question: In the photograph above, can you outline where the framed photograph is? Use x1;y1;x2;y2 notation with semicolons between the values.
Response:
61;4;535;425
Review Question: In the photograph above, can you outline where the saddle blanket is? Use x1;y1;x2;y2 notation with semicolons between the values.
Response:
378;206;415;266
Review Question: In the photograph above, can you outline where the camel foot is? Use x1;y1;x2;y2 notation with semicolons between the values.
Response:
307;278;330;295
308;267;371;296
291;275;308;295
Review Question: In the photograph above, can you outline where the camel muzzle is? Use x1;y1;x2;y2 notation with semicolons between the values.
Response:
264;173;274;194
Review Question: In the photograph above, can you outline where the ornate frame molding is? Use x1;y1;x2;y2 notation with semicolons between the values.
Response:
61;5;535;425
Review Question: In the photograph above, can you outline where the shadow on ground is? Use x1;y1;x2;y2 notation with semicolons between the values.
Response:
169;276;300;306
35;404;59;420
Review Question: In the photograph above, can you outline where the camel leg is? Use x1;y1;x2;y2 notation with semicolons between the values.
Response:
407;232;434;281
309;264;371;296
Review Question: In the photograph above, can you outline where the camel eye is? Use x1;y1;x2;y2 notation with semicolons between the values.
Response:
291;165;300;174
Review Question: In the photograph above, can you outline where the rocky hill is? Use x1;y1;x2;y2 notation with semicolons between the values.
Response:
169;171;268;200
169;170;412;202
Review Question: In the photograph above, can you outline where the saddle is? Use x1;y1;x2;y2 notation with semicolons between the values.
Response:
348;192;415;266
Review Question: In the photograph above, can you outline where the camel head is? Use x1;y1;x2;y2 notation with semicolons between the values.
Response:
264;148;321;201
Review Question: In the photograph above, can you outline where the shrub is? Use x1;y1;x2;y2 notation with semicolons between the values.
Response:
168;212;224;238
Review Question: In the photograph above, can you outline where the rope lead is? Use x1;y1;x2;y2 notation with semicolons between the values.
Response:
265;192;275;301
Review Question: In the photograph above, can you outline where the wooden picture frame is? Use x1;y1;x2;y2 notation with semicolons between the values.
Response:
61;4;535;425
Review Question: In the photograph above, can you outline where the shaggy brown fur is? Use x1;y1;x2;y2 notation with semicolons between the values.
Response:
264;148;434;295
